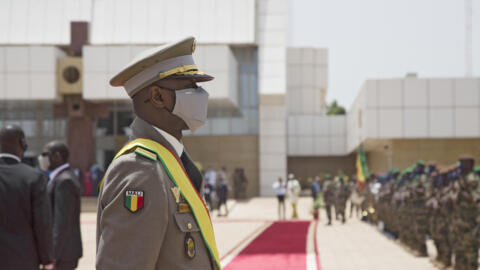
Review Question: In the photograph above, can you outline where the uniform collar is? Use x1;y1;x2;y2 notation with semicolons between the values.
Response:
130;117;184;158
49;163;70;182
152;126;184;157
0;153;21;163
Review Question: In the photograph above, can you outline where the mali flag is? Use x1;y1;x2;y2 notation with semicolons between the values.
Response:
356;146;369;190
125;190;144;212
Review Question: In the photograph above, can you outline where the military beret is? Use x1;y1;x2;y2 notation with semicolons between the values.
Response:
324;174;332;179
110;36;213;98
416;160;426;166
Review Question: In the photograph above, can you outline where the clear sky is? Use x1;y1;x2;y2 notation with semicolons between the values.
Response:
288;0;480;108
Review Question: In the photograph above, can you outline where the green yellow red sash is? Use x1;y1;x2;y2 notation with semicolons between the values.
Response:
112;138;220;269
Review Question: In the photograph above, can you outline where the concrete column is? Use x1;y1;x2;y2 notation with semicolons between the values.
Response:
53;95;109;172
68;115;95;171
257;0;287;196
259;94;287;196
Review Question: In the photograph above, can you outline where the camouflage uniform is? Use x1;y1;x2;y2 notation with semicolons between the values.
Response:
335;178;350;223
377;181;388;230
393;171;411;246
435;173;455;268
404;181;417;250
427;170;444;265
362;175;377;223
380;172;398;235
411;171;429;256
452;171;480;270
323;175;337;225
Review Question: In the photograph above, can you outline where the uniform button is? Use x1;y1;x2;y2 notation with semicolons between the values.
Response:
187;223;192;230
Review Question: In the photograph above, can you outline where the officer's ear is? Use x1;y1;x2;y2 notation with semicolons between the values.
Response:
148;85;169;110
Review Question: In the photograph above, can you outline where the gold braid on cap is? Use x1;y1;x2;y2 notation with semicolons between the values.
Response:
158;65;198;80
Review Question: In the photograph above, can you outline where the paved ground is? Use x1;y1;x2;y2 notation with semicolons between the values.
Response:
78;197;439;270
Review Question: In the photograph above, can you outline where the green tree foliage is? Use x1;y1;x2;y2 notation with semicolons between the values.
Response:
327;100;346;115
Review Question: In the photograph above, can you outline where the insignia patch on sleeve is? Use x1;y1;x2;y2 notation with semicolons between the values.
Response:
125;190;144;213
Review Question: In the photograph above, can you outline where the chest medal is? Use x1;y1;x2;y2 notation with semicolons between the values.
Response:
185;233;196;259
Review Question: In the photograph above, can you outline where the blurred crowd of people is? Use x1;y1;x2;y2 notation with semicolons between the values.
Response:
273;172;362;224
203;166;248;217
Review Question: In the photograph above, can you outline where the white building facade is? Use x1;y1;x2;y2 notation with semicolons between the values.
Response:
2;0;478;196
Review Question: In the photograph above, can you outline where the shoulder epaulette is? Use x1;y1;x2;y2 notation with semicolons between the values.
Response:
134;147;158;161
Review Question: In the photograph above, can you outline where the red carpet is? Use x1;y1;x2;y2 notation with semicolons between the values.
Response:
224;221;312;270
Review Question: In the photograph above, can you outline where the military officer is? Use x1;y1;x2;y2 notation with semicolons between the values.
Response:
335;174;350;223
322;174;336;225
96;37;221;270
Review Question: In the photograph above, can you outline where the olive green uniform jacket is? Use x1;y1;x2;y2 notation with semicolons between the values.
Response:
96;117;215;270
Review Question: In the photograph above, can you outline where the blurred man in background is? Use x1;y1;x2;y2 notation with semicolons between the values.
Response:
217;167;229;216
287;173;301;219
0;125;54;270
311;176;321;202
273;177;287;220
44;141;83;270
205;167;218;209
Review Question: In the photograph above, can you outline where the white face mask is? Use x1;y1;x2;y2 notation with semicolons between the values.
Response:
172;87;209;132
38;155;50;171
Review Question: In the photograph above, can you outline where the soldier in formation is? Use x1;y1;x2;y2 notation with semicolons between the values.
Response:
374;155;480;270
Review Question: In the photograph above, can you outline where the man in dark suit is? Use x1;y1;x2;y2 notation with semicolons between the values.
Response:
44;141;83;270
0;125;54;270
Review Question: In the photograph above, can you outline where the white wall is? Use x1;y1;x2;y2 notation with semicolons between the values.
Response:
287;48;328;114
0;46;65;99
286;47;334;156
83;44;239;103
288;115;346;156
0;0;255;45
346;77;480;152
91;0;255;44
257;0;287;95
0;0;91;45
